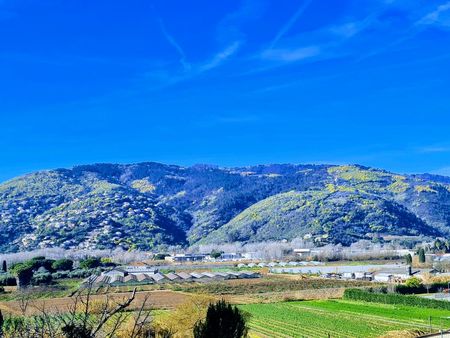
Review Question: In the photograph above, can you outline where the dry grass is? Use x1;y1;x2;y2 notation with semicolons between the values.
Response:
378;330;425;338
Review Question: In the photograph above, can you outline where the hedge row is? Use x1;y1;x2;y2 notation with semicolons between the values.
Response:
343;288;450;310
395;282;449;295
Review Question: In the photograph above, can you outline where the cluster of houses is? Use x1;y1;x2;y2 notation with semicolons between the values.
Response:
87;265;261;286
164;252;255;263
272;264;437;283
237;261;324;268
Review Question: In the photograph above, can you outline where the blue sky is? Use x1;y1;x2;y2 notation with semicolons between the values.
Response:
1;0;450;182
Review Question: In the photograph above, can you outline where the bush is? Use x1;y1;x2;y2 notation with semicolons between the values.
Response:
0;274;17;286
52;259;74;271
154;253;169;260
30;257;55;272
10;262;34;287
79;257;101;270
344;288;450;310
32;272;53;286
395;281;448;295
100;257;116;267
52;271;70;279
405;277;422;288
68;269;97;278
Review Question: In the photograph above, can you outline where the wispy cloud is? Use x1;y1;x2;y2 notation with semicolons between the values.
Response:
270;0;313;48
191;113;261;129
158;19;190;71
417;146;450;154
261;45;320;62
216;0;267;43
198;41;242;72
417;2;450;27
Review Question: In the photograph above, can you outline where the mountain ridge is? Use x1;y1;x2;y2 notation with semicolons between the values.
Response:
0;162;449;252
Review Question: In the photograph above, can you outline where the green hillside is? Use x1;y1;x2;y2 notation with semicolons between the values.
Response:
0;162;449;251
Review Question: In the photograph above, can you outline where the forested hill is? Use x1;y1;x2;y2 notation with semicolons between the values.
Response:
0;162;449;252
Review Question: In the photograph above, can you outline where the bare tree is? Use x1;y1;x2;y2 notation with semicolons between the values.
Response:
0;282;156;338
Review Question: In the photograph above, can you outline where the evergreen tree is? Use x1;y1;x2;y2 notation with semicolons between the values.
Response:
434;239;443;252
194;300;248;338
1;261;6;273
419;248;426;263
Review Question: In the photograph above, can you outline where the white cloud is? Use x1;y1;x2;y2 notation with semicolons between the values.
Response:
417;146;450;154
261;46;320;62
216;0;267;42
158;19;191;71
417;2;450;27
198;41;242;72
270;0;313;48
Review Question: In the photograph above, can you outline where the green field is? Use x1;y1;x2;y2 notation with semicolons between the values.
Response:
240;299;450;338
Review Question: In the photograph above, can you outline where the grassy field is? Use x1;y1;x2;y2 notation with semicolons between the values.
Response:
0;279;82;301
239;299;450;338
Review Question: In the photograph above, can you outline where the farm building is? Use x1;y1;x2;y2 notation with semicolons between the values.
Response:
103;268;126;278
165;254;207;263
165;273;181;282
342;272;355;280
220;253;242;260
150;273;166;283
87;270;261;287
176;272;193;281
124;265;158;275
293;248;311;257
373;273;393;283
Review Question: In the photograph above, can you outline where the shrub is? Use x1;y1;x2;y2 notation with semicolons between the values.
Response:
154;253;169;260
405;277;422;288
52;271;70;279
32;272;53;285
10;262;34;287
210;250;222;259
79;257;101;270
30;257;55;272
68;269;97;278
0;274;17;286
344;289;450;310
52;259;74;271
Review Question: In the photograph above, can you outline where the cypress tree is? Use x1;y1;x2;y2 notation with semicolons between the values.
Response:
194;300;248;338
419;248;426;263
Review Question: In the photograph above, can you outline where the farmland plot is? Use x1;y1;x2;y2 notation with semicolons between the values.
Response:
240;300;450;338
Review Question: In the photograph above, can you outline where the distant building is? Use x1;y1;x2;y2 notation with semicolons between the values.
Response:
293;249;311;257
242;252;260;260
104;268;126;278
123;265;158;275
165;254;207;263
220;253;242;260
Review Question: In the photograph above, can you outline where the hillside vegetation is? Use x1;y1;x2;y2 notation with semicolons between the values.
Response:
0;162;449;251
